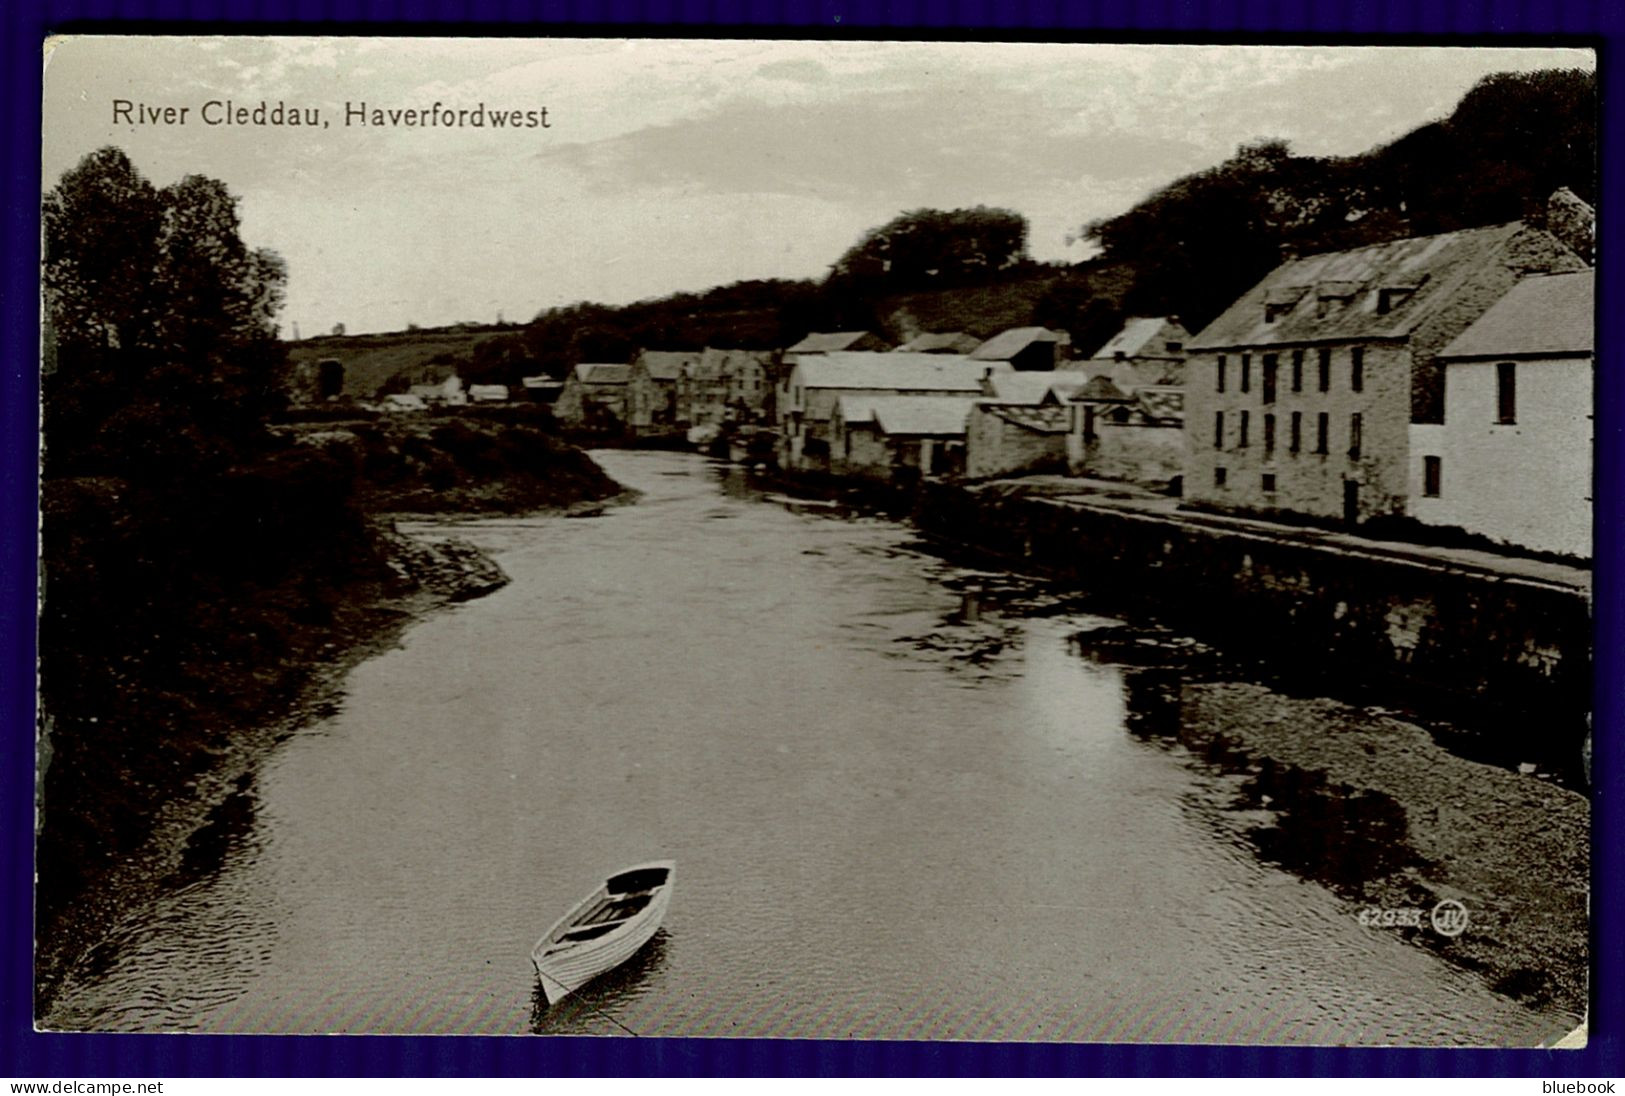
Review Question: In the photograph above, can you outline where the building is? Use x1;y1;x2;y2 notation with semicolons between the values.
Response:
1068;384;1185;486
520;375;564;403
403;363;467;406
785;331;889;358
778;352;997;470
963;372;1091;480
1408;270;1592;559
831;395;978;481
467;384;510;403
895;332;983;355
1184;220;1584;524
969;327;1072;372
1087;316;1190;390
554;362;631;426
626;351;699;430
679;347;777;427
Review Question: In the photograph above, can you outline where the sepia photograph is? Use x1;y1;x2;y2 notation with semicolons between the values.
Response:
35;36;1595;1047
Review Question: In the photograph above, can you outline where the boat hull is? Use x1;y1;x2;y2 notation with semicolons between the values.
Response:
531;862;674;1005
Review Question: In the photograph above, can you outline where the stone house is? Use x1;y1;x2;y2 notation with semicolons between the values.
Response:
963;372;1088;480
404;363;467;406
1087;316;1190;390
554;362;631;425
830;395;978;482
626;350;700;430
969;327;1072;372
1184;219;1584;525
1408;270;1592;559
778;352;998;471
1068;384;1185;486
679;348;777;427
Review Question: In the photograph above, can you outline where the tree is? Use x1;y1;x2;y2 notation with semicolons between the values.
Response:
829;206;1030;292
43;148;289;475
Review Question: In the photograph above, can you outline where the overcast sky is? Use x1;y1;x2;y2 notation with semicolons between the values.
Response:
42;37;1593;338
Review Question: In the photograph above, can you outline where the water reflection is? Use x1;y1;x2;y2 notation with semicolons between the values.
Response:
530;931;672;1035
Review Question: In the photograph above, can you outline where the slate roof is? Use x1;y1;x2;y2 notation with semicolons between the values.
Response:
794;352;991;392
635;351;701;381
1439;271;1593;361
689;347;774;380
573;363;631;385
985;403;1071;435
897;332;982;354
1068;375;1134;402
1189;222;1574;351
970;326;1068;361
787;331;877;354
867;396;978;437
1135;385;1186;423
1092;317;1188;360
982;371;1087;404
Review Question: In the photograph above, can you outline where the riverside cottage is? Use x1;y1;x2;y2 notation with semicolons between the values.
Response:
1184;217;1584;525
626;351;701;431
963;372;1087;480
1408;269;1593;559
778;352;1000;471
831;395;979;481
554;362;631;426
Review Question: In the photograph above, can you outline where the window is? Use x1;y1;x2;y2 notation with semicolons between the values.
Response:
1317;348;1331;392
1213;411;1224;449
1349;413;1362;459
1378;287;1414;314
1238;410;1250;447
1265;302;1291;323
1291;350;1304;392
1423;456;1442;497
1241;354;1252;393
1262;354;1278;404
1083;405;1097;441
1215;466;1228;488
1315;412;1329;454
1262;473;1277;493
1166;341;1183;353
1264;413;1276;455
1217;355;1227;393
1497;361;1517;423
1290;411;1302;453
1351;347;1364;393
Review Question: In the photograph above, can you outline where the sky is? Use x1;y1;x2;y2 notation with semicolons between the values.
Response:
42;37;1593;338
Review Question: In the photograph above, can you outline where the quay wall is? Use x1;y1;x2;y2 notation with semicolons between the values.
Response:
914;482;1591;737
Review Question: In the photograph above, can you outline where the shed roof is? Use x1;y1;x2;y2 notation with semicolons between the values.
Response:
1438;271;1593;361
573;362;630;385
867;396;978;437
1092;316;1187;360
982;371;1086;404
1189;222;1578;351
787;331;877;354
970;326;1068;361
795;352;991;392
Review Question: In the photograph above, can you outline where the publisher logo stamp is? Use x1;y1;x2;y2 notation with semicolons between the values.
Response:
1431;899;1470;937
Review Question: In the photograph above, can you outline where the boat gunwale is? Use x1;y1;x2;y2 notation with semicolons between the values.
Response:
530;861;675;968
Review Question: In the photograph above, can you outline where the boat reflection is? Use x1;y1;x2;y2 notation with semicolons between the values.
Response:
529;929;672;1035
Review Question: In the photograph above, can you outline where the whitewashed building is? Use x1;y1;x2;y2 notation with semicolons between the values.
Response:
1408;270;1593;559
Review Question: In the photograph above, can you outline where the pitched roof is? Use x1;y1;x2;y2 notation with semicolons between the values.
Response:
982;371;1087;404
1189;221;1568;351
985;403;1071;435
897;331;982;354
1438;271;1593;361
787;331;876;354
970;326;1068;361
1068;375;1133;402
635;350;701;381
1135;385;1186;422
689;347;774;380
867;396;978;437
794;352;992;393
573;362;630;385
1092;317;1188;360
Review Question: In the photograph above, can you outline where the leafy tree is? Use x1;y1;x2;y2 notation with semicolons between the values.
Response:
829;206;1030;292
43;148;289;475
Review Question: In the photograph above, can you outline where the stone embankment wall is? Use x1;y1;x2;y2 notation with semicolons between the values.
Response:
915;483;1590;735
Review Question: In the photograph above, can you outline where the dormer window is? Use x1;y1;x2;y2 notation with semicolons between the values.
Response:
1165;341;1182;352
1265;303;1292;323
1377;286;1417;314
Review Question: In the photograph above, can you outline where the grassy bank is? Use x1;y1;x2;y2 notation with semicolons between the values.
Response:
35;412;622;1016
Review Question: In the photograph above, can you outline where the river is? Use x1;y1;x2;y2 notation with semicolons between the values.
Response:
42;450;1575;1044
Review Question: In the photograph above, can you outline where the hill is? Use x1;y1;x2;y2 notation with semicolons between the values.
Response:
286;326;520;398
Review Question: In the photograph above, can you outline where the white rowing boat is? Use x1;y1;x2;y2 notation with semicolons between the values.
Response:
530;861;675;1004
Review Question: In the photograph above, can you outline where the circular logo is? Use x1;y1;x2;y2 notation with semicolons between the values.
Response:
1431;899;1470;937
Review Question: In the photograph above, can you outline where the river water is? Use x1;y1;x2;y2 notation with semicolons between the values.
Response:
44;450;1574;1043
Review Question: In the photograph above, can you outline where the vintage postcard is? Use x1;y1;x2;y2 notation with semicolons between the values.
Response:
36;36;1594;1045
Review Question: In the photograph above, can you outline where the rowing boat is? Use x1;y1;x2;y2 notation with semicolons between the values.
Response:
530;861;675;1004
